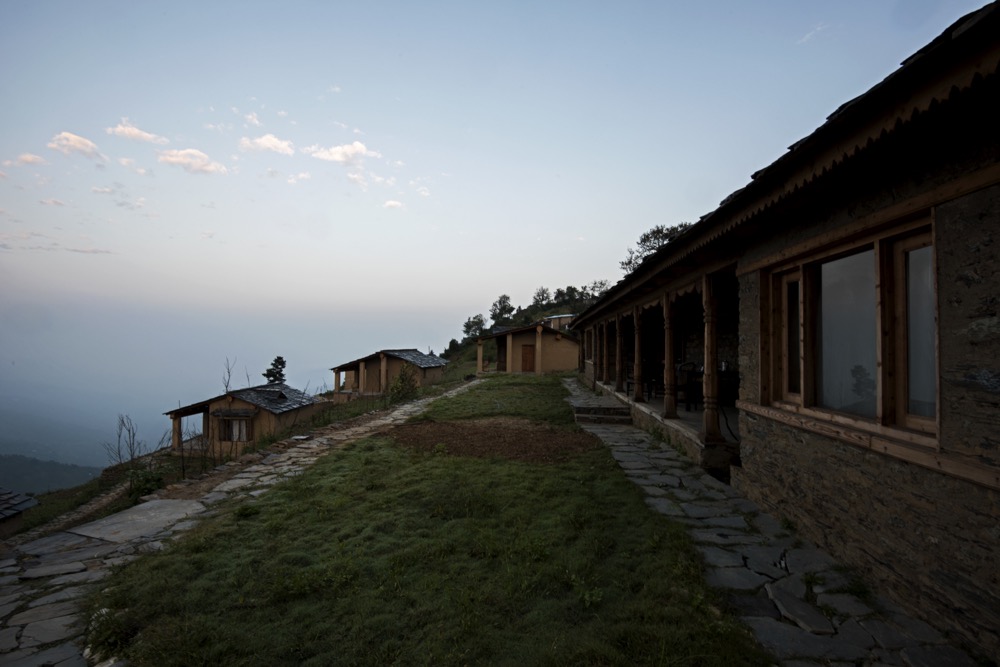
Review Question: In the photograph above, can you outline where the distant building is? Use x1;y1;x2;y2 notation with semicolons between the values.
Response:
165;383;320;459
0;487;38;539
541;313;575;330
477;324;579;375
329;349;447;399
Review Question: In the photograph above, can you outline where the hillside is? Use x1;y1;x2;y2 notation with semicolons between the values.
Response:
0;454;102;494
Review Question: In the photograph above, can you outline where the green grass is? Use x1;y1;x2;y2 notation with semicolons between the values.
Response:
86;375;771;666
417;373;577;427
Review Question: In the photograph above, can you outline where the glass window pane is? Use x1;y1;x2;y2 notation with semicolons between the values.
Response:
907;246;936;417
818;250;877;418
786;280;800;394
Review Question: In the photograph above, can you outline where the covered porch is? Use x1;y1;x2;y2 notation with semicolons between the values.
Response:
581;267;741;475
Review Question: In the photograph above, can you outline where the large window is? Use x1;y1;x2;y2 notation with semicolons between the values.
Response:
771;227;936;436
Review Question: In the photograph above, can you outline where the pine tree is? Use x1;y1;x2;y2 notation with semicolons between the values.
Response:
263;356;287;384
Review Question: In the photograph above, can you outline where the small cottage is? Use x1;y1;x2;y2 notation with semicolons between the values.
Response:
165;383;320;459
330;349;447;399
476;324;579;375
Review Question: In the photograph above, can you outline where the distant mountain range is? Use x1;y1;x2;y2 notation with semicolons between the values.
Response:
0;454;103;494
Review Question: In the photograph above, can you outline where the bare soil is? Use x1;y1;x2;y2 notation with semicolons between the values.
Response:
391;417;602;464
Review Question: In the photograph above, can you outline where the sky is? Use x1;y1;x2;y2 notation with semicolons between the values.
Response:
0;0;987;466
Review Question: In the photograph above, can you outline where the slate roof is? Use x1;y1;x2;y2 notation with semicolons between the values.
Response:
477;323;578;341
330;349;448;371
166;382;316;418
0;487;38;521
229;383;316;415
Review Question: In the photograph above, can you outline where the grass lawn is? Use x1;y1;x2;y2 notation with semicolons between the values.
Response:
87;375;771;666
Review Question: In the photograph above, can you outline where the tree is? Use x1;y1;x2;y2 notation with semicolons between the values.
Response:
532;286;551;307
620;222;693;274
489;294;515;326
263;355;287;384
463;314;486;338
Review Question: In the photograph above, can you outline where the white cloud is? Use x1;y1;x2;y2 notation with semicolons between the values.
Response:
106;118;169;144
302;141;381;164
92;186;115;194
797;23;828;44
245;112;261;127
157;149;228;175
329;85;342;94
287;172;311;185
47;132;102;159
39;198;65;206
383;200;403;209
118;157;148;176
277;110;288;117
15;153;47;165
416;186;431;197
346;172;366;188
0;171;5;179
239;134;294;155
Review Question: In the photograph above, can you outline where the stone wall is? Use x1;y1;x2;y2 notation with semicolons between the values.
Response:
936;184;1000;465
734;412;1000;657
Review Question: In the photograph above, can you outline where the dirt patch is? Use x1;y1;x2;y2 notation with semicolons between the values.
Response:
391;417;602;464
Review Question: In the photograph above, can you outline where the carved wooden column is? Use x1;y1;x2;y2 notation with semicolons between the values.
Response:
633;306;644;402
663;293;678;418
701;274;724;443
615;313;624;392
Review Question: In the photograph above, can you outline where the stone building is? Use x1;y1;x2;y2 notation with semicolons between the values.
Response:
571;4;1000;657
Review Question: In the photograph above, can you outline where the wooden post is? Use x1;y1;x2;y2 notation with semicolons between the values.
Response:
476;339;484;374
663;294;678;418
633;306;644;402
614;314;625;392
600;322;608;383
506;334;514;375
359;361;367;394
701;274;724;443
535;325;544;375
333;370;341;393
171;416;182;451
380;353;388;393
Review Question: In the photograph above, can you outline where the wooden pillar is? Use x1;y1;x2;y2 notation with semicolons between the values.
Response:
171;416;182;451
701;274;724;443
663;294;678;418
476;339;484;374
333;370;341;393
359;361;367;393
599;322;608;383
633;306;644;402
380;353;388;393
506;334;514;375
615;313;624;392
535;325;544;375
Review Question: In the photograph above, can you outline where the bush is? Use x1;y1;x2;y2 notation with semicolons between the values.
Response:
388;364;418;404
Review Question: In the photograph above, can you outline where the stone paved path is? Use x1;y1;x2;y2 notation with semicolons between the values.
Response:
0;382;480;667
563;378;977;667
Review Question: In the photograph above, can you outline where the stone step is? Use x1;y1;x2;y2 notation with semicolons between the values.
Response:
575;413;633;425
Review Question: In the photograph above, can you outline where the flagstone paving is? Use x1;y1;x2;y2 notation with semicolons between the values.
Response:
0;382;479;667
563;377;978;667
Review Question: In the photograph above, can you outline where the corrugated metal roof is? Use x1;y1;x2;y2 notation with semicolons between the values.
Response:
0;487;38;520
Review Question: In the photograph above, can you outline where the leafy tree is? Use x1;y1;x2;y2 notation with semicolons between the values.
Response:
532;286;551;307
463;314;486;338
263;355;287;384
620;222;693;274
586;279;611;298
489;294;515;326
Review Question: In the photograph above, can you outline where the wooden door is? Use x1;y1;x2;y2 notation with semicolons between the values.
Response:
521;345;535;372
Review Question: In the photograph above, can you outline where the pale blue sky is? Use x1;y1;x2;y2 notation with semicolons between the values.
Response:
0;0;986;464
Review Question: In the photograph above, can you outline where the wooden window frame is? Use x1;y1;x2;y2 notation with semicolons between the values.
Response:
766;223;937;447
